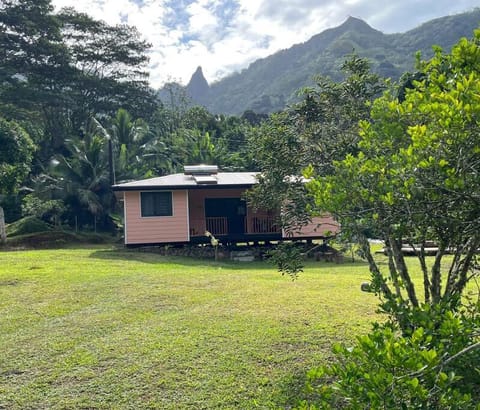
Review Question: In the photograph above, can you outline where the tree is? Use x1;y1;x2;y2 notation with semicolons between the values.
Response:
0;1;157;165
215;114;255;170
0;0;70;109
93;108;150;183
307;31;480;328
248;55;385;232
57;7;157;127
247;112;312;232
33;118;113;231
0;0;72;152
0;118;35;244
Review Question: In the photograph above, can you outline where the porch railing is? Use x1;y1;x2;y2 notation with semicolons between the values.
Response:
249;217;280;234
206;217;228;235
191;216;281;237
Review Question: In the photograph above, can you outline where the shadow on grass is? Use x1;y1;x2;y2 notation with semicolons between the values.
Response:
273;368;318;409
88;248;276;270
88;247;370;271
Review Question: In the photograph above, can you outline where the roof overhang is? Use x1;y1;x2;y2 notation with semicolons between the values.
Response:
112;183;255;192
112;170;260;192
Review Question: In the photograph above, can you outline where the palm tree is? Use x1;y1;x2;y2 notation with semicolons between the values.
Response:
48;119;112;230
94;108;150;182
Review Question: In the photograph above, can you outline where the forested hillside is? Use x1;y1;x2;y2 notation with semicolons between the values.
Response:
184;9;480;114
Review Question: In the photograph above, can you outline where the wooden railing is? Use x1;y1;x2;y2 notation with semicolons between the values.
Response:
249;217;280;234
206;217;228;235
190;216;280;237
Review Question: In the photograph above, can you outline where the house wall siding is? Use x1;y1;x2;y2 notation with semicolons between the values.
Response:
124;190;189;244
285;215;340;238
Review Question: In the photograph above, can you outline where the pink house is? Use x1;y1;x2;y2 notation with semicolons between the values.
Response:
112;165;339;246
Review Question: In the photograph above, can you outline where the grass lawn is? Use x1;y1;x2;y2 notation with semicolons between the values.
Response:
0;247;381;409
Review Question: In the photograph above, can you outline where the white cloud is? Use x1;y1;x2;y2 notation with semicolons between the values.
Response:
186;1;218;38
51;0;480;89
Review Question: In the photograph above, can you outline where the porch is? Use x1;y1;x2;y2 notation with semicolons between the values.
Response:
189;215;281;241
188;190;282;242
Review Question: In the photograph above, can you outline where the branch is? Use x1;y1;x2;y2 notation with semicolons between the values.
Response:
441;340;480;367
397;340;480;381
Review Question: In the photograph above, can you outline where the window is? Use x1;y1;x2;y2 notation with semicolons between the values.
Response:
141;192;173;217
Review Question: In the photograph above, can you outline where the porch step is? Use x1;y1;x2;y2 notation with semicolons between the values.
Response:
230;250;255;262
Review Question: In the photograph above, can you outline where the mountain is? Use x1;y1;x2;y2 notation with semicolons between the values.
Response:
186;66;210;105
163;9;480;115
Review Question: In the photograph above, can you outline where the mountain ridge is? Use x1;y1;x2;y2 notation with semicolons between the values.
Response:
174;9;480;115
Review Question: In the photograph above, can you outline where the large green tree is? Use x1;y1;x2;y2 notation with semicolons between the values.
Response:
248;55;385;232
307;32;480;326
0;1;157;163
0;0;71;117
57;8;157;128
0;117;35;244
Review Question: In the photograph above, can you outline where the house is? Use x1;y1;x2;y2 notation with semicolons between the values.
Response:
112;165;339;246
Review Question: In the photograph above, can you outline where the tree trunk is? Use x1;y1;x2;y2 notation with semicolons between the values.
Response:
385;244;402;298
445;235;480;301
389;235;419;307
430;243;446;303
409;240;431;303
0;205;6;245
358;234;393;300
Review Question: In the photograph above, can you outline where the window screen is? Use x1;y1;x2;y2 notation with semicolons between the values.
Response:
141;192;173;217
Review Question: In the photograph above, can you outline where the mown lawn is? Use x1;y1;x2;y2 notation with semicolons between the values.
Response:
0;247;380;409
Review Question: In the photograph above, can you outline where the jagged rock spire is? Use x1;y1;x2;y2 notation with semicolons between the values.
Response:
186;66;210;104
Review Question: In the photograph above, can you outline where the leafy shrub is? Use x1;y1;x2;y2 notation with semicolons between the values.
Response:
297;307;480;409
6;216;51;237
22;195;65;226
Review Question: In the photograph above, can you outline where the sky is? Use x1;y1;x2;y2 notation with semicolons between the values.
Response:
51;0;480;89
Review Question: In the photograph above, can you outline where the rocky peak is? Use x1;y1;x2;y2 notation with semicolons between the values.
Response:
186;66;210;104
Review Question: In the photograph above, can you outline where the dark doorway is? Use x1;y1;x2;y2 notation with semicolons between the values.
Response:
205;198;246;235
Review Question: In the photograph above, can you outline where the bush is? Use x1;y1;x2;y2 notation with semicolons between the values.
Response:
297;307;480;409
22;195;66;226
6;216;52;237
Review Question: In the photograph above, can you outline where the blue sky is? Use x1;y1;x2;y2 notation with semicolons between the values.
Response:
51;0;480;88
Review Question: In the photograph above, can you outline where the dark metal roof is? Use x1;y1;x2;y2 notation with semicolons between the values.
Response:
112;172;259;191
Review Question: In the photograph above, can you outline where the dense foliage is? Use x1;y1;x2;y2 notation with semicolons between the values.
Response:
248;55;385;235
0;117;35;243
299;306;479;409
307;31;480;321
0;0;254;233
293;32;480;408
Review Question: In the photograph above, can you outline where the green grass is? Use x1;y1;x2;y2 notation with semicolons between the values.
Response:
0;247;380;409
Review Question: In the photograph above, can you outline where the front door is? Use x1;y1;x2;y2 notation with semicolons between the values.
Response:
205;198;246;235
